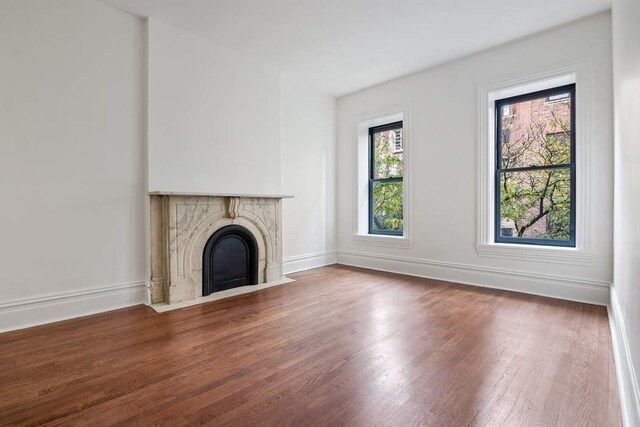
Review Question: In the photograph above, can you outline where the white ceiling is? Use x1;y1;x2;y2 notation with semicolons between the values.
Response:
100;0;611;96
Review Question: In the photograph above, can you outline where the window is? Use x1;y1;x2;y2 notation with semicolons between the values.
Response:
546;131;569;145
369;121;403;235
546;92;570;103
354;106;410;246
392;128;403;153
477;64;592;264
495;84;576;247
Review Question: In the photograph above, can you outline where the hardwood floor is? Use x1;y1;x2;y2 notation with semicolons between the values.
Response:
0;265;621;426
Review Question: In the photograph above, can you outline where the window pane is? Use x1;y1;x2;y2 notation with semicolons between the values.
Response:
371;180;403;233
499;167;571;241
500;92;572;169
372;128;403;179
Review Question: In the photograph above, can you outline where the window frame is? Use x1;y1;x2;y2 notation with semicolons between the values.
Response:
368;121;404;236
494;84;576;247
476;63;594;265
353;104;411;248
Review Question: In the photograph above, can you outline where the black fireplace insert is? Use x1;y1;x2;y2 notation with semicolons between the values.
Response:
202;225;258;296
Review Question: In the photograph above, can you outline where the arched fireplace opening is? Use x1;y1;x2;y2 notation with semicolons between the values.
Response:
202;225;259;296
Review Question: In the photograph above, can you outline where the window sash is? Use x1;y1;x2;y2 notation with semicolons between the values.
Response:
369;178;403;236
369;121;403;236
494;84;576;247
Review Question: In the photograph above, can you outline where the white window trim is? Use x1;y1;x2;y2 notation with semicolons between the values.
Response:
476;60;593;265
353;103;412;248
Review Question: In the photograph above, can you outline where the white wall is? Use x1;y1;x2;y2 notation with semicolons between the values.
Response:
337;13;613;304
0;0;147;331
611;0;640;423
148;21;338;271
0;2;338;331
281;79;337;272
148;19;282;195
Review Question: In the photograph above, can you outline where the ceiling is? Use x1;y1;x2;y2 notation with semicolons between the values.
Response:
99;0;611;96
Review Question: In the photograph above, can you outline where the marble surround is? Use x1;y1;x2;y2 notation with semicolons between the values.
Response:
149;193;291;305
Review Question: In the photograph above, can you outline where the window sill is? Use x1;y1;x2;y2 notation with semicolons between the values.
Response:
353;234;412;248
476;243;592;265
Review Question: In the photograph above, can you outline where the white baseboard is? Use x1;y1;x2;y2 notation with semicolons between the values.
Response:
0;251;611;333
0;249;335;332
338;250;610;305
609;286;640;426
283;250;338;274
0;281;149;333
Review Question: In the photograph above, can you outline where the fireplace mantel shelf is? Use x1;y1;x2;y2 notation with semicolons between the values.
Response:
149;191;294;199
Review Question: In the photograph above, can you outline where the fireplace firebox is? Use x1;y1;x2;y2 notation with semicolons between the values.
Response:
202;225;258;296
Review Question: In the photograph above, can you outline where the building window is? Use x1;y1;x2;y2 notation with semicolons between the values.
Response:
369;121;403;235
546;92;570;103
392;128;403;153
495;84;576;247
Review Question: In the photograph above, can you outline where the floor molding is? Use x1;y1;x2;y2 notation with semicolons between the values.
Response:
0;250;612;332
283;250;338;274
609;286;640;426
0;281;149;333
338;250;610;305
150;277;296;313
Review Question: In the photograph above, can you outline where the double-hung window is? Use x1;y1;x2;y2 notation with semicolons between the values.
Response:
495;84;576;247
369;121;404;235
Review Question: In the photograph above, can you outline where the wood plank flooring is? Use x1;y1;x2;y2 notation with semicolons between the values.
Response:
0;265;621;426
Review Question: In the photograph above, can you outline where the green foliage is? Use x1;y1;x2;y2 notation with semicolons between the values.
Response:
372;130;403;232
372;181;403;232
500;167;571;239
500;102;572;240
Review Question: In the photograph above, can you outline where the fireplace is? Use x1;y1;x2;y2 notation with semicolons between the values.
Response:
149;192;291;305
202;224;258;295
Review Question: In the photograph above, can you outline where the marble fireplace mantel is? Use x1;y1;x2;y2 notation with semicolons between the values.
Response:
149;191;294;199
149;192;292;306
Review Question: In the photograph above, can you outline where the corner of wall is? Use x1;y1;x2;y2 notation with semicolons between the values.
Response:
608;285;640;426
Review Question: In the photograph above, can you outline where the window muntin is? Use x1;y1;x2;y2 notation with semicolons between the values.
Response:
495;84;576;247
369;121;403;235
